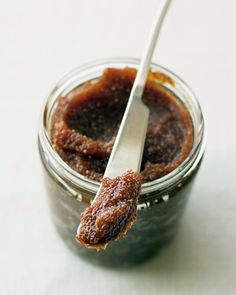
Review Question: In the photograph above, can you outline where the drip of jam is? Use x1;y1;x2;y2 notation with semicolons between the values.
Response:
76;171;142;249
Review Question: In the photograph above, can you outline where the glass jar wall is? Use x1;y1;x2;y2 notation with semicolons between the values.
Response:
38;58;205;267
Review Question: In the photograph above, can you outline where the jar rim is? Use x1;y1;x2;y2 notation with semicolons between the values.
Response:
38;57;206;196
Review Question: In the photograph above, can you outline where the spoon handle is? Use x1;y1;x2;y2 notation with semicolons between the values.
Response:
134;0;172;92
103;0;172;180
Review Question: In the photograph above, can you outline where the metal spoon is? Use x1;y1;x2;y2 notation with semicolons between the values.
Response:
77;0;172;234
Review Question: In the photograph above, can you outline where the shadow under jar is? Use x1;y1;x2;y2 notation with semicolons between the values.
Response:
38;58;205;268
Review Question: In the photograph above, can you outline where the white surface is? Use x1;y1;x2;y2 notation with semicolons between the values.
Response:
0;0;236;294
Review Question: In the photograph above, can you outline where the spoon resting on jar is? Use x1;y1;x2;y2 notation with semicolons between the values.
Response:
76;0;172;250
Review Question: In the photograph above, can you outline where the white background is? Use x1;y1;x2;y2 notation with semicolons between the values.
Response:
0;0;236;294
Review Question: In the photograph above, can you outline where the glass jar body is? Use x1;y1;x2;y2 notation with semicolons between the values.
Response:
38;58;205;267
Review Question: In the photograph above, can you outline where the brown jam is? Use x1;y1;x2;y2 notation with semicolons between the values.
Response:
51;67;193;249
51;67;193;183
76;171;142;249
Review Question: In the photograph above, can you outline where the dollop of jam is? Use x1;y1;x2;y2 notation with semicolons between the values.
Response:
76;171;141;249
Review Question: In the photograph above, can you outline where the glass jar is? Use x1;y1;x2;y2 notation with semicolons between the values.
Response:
38;58;205;267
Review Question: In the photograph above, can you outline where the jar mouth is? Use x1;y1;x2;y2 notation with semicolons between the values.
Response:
39;57;205;196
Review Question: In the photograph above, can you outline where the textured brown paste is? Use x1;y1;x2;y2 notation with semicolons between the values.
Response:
51;67;193;183
76;171;141;249
51;67;193;249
